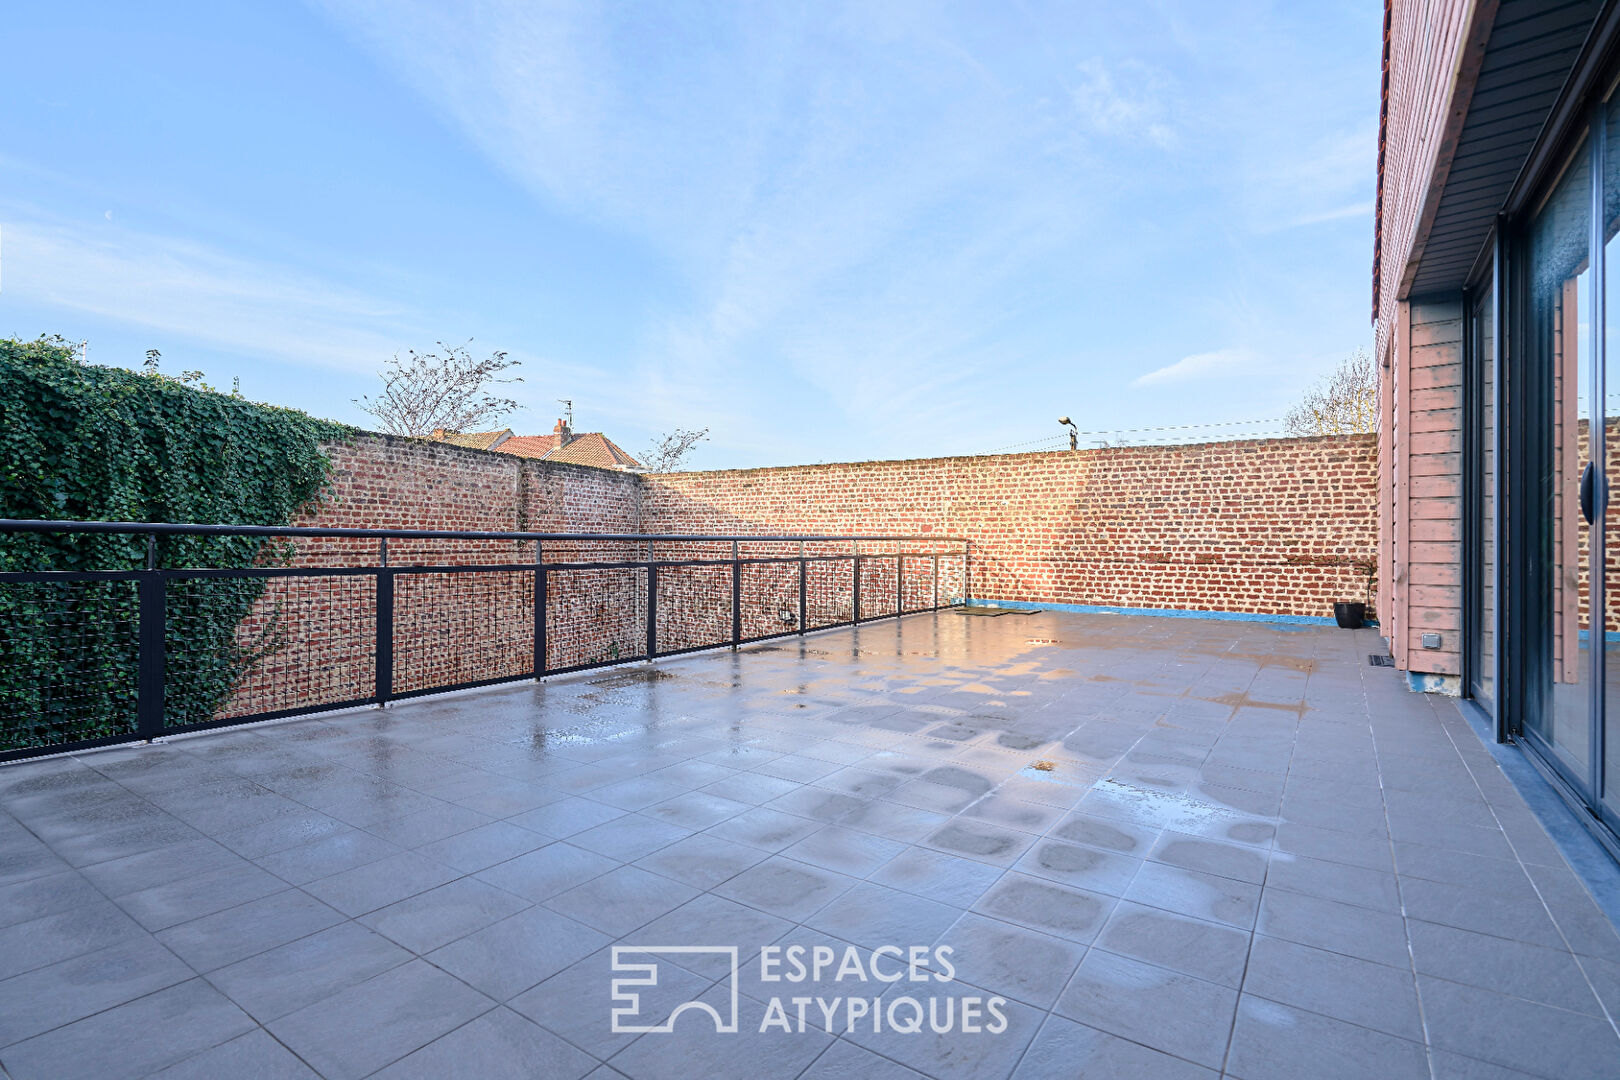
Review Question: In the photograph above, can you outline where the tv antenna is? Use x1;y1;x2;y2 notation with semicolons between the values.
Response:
557;399;573;427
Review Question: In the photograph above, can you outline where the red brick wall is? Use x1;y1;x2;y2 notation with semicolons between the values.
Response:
214;431;1377;721
217;434;645;717
643;435;1379;619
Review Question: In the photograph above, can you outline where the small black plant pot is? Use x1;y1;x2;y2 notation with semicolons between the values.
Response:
1334;602;1367;629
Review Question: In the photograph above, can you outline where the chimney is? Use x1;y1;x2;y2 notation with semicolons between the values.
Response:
431;428;447;440
553;418;572;445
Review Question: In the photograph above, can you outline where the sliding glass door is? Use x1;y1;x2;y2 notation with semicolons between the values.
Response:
1509;94;1620;841
1524;134;1595;786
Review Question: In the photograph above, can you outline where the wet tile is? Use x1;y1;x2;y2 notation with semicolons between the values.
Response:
869;847;1004;907
1263;852;1401;912
544;866;700;937
359;877;531;954
1226;995;1430;1080
936;912;1086;1008
510;947;710;1060
115;861;285;931
1123;860;1261;928
1244;934;1423;1040
1149;831;1268;885
1417;974;1620;1078
0;936;193;1045
569;814;691;862
642;791;752;830
476;843;618;902
923;819;1038;867
155;888;344;971
1;979;255;1080
1255;888;1409;967
607;983;832;1080
846;981;1043;1080
1094;901;1251;987
507;797;626;838
415;821;551;873
635;832;769;889
783;826;907;876
302;851;461;917
1053;950;1236;1069
1012;839;1141;896
714;857;858;921
1012;1014;1216;1080
371;1007;595;1080
268;959;492;1080
633;893;793;978
805;882;961;951
972;873;1114;943
205;921;412;1022
1049;812;1158;855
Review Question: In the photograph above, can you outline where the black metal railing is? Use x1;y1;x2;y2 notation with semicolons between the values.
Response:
0;519;970;762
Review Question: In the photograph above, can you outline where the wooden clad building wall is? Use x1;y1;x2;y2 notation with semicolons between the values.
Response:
1386;297;1465;680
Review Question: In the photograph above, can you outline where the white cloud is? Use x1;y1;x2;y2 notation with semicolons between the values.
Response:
311;1;1113;463
1131;347;1259;387
1070;59;1176;148
1;213;414;374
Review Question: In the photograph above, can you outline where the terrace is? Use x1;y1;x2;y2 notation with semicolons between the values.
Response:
2;560;1619;1078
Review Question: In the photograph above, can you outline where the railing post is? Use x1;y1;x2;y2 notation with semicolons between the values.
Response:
852;541;861;625
376;537;393;707
932;553;940;611
963;542;972;606
895;550;904;617
731;540;742;647
798;541;807;635
136;535;165;741
646;563;658;661
533;541;546;679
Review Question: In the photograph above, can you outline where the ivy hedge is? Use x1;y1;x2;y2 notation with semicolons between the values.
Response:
0;337;350;752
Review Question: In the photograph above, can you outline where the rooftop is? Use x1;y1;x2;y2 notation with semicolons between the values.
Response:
2;611;1617;1079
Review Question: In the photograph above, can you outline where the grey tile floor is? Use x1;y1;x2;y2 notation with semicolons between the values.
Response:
2;611;1619;1079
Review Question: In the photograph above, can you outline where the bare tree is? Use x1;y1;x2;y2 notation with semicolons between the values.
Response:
640;427;710;472
1283;347;1377;436
354;341;521;437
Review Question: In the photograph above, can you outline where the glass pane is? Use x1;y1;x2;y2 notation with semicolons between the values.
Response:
1476;285;1497;709
1605;99;1620;817
1527;135;1593;778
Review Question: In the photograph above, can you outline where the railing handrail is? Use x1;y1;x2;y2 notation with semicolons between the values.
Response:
0;518;967;546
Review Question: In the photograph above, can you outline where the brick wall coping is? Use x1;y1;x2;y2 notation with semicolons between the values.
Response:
0;517;967;546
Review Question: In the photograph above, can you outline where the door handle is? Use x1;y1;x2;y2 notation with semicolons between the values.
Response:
1580;461;1604;524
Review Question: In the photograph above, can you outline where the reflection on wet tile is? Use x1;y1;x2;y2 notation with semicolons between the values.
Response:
3;611;1616;1078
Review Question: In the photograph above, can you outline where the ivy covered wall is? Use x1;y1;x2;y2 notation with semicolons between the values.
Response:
0;337;350;750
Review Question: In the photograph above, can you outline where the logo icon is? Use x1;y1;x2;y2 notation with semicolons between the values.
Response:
610;946;739;1034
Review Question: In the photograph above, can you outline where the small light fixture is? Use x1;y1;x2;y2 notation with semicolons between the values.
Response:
1058;416;1078;451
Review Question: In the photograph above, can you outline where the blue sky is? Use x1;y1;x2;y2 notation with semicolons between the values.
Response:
1;1;1378;469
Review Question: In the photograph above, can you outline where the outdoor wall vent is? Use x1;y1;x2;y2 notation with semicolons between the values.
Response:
1421;632;1442;650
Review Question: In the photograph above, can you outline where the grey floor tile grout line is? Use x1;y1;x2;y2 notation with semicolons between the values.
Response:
4;615;1616;1080
1217;635;1298;1080
1433;705;1620;1044
1362;658;1442;1080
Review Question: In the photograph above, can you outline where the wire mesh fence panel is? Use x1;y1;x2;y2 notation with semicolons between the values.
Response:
654;564;732;653
859;556;900;619
395;570;533;694
740;562;800;640
174;574;377;724
547;567;647;670
0;579;141;752
805;559;855;628
901;556;937;613
938;554;968;605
